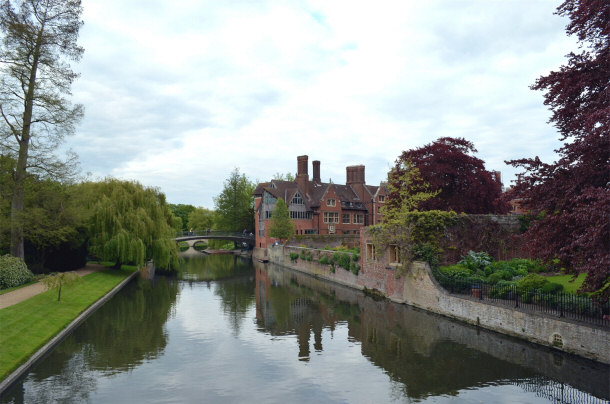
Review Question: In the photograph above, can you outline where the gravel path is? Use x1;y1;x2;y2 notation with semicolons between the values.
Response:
0;264;107;310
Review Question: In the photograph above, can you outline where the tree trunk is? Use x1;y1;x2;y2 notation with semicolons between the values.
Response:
9;28;42;260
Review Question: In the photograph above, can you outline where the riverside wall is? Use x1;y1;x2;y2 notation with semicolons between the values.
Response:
253;246;610;364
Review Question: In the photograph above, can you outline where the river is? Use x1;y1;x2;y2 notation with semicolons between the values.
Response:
1;255;608;403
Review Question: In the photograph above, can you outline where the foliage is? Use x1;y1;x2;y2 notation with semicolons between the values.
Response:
77;179;180;270
289;252;299;262
214;168;255;232
319;254;330;265
516;274;548;292
372;210;459;270
458;251;493;272
41;271;82;301
382;159;438;221
392;137;508;214
333;252;351;270
168;204;195;232
506;0;609;297
193;241;208;251
268;198;294;242
0;254;33;289
177;241;189;252
272;172;295;181
187;207;215;232
1;0;84;259
350;261;360;275
300;249;313;262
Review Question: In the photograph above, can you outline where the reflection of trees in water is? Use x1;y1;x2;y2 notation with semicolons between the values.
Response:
177;254;252;281
214;276;255;336
2;276;180;403
255;265;609;401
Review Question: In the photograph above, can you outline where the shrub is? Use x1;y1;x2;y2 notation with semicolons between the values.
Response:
517;273;547;291
487;272;504;284
0;254;34;289
350;261;360;275
300;250;313;261
489;280;517;298
439;264;472;280
413;243;440;267
289;252;299;262
458;251;493;272
352;253;360;262
541;282;564;294
333;253;351;270
319;254;331;265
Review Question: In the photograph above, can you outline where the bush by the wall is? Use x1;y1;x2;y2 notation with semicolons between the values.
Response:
0;254;34;289
289;252;299;262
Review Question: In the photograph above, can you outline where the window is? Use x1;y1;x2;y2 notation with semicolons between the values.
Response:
378;195;385;202
366;243;376;261
323;212;339;223
265;211;272;219
390;245;400;263
326;198;336;207
264;192;277;204
304;229;317;234
291;192;304;205
353;214;364;224
342;213;350;224
290;211;312;220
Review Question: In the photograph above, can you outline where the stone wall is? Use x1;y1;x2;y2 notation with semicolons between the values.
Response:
254;243;610;364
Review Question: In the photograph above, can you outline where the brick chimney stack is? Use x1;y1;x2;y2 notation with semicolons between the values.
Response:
296;155;309;194
312;160;321;184
346;165;365;186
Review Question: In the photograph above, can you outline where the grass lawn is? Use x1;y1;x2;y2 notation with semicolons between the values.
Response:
545;273;587;294
0;268;135;381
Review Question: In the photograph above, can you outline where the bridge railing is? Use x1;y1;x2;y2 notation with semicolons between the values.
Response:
175;230;255;239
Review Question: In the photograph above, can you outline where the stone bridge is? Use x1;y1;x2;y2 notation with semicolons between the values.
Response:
174;230;255;250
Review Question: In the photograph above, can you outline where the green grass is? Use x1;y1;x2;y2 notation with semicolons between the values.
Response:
0;268;135;381
545;273;586;294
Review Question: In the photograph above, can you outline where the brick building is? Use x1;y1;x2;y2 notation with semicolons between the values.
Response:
253;155;387;248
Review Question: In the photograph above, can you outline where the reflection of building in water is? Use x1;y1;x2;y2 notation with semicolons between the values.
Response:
255;267;339;361
254;263;609;402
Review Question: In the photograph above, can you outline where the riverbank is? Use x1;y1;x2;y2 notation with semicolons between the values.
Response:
255;246;610;364
0;268;138;392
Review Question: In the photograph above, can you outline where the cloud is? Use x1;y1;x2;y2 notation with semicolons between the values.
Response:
70;0;576;207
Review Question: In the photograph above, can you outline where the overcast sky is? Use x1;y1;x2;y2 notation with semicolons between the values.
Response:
69;0;576;208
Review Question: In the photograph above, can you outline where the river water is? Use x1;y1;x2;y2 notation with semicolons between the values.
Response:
1;255;608;403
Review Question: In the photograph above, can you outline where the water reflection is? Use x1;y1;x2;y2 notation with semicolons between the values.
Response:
2;276;179;404
1;256;608;404
255;262;610;402
176;254;252;282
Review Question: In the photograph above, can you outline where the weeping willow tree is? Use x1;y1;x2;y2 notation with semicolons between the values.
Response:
77;179;180;270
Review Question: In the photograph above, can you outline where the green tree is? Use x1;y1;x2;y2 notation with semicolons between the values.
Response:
214;168;255;232
272;172;295;181
187;207;215;231
168;204;195;231
78;179;180;270
373;161;440;270
41;271;82;302
0;0;84;259
267;198;294;243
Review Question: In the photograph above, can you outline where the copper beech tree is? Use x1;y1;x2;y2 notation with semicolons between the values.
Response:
390;137;508;214
507;0;609;296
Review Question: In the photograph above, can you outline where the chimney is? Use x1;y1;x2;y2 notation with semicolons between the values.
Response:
312;160;321;184
296;155;309;194
346;165;365;186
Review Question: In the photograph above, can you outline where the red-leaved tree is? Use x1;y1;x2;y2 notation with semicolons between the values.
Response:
506;0;609;296
391;137;508;214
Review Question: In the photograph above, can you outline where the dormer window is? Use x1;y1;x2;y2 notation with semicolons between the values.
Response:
378;195;385;202
326;198;336;207
291;191;304;205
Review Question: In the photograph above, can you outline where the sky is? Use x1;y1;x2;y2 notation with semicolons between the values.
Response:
68;0;577;209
